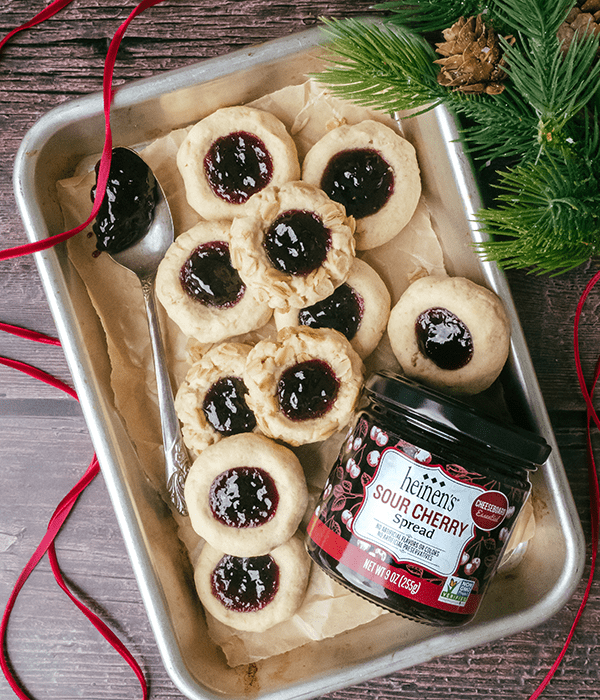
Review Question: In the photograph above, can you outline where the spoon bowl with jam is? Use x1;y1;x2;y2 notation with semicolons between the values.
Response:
91;146;190;515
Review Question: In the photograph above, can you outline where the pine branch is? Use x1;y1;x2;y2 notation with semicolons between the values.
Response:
492;0;573;45
313;3;600;273
315;18;448;115
477;146;600;273
375;0;490;33
453;86;539;162
503;27;600;133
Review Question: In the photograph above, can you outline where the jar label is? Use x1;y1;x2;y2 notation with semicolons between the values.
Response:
308;514;482;613
353;449;485;577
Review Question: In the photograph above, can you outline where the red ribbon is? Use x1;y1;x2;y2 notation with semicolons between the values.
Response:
0;0;171;697
0;336;148;700
524;270;600;697
0;0;166;262
0;322;62;346
523;270;600;698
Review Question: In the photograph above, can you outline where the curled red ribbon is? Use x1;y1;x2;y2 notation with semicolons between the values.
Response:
526;269;600;699
0;337;148;699
0;0;166;262
0;0;171;697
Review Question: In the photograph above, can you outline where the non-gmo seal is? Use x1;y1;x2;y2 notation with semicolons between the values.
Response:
471;490;509;531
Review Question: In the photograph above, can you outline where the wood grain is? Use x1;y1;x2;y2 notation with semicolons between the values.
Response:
1;2;598;699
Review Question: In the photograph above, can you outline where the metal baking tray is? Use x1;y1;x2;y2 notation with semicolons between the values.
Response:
13;24;585;700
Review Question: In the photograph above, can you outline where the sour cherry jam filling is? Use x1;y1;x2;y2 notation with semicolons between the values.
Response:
277;359;340;422
202;376;257;437
298;283;364;341
320;148;394;219
264;209;331;277
204;131;273;204
211;553;280;612
209;466;279;529
179;241;245;308
415;307;474;370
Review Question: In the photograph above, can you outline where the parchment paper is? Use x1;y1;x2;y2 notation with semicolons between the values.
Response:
56;80;532;667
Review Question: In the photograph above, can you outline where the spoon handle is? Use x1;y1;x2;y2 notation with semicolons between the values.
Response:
140;275;190;516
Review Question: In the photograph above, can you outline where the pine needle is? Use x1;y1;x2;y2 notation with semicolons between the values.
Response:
492;0;574;43
477;149;600;273
315;18;447;115
376;0;491;33
454;87;539;162
503;28;600;130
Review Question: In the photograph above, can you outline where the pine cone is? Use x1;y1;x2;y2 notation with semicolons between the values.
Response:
434;15;514;95
557;0;600;55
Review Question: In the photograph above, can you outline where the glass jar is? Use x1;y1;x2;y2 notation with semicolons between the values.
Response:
306;371;551;627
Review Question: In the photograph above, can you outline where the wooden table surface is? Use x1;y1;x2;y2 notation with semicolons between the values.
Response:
0;2;598;699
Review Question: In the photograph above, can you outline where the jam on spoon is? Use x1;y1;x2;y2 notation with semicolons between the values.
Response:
91;146;159;254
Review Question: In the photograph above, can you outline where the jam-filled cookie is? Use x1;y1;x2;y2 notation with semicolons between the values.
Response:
302;120;421;250
273;257;391;359
243;326;364;446
177;106;300;220
387;275;510;395
175;343;257;455
229;181;356;312
184;433;308;556
195;536;311;632
155;220;272;344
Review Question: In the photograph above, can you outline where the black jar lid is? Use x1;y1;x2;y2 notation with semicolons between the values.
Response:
364;371;551;468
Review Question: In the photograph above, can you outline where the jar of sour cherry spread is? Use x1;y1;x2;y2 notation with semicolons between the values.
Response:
306;371;551;627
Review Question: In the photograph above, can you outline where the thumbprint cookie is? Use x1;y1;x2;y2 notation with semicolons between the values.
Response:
387;275;510;394
175;343;257;455
302;120;421;250
229;181;356;312
155;220;272;344
243;326;364;446
194;536;311;632
273;257;391;359
177;106;300;220
184;433;308;556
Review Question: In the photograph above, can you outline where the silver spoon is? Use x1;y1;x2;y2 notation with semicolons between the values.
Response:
107;150;190;516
